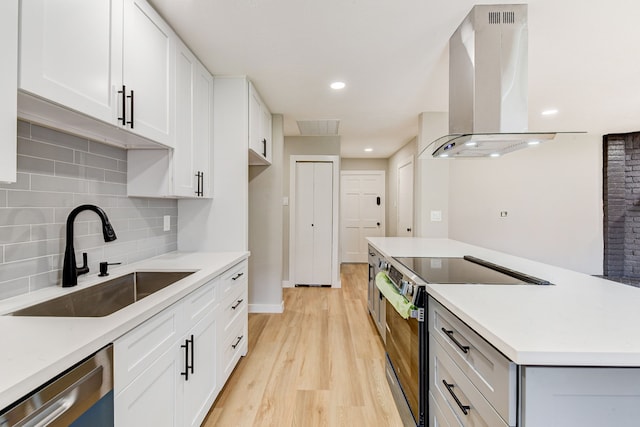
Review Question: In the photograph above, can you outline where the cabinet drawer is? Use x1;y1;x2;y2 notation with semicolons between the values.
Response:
183;277;219;326
430;336;508;427
222;286;247;332
221;307;248;380
429;391;455;427
114;300;183;392
219;261;247;297
428;297;516;425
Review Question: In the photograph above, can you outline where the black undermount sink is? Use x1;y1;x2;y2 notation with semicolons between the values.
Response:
10;271;194;317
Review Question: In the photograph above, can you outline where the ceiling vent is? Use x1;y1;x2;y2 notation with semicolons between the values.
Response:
297;120;340;136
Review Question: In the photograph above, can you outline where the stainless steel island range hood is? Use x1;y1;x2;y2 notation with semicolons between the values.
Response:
427;4;558;158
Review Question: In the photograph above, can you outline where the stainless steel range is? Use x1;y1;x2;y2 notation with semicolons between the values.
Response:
381;254;550;427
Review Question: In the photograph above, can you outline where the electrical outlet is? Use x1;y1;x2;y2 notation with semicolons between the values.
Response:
500;211;508;218
163;215;170;231
430;210;442;222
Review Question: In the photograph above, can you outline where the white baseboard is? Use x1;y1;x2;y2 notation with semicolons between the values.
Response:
332;280;342;288
282;280;293;288
249;301;284;314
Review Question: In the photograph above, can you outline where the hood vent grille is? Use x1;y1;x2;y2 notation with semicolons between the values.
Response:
488;10;515;24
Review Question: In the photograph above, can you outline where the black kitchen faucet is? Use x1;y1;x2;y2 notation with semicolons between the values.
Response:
62;205;117;287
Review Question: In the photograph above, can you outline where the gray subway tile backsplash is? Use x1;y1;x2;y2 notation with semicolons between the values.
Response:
0;121;178;301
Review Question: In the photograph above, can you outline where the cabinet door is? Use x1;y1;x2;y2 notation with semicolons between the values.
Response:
0;0;17;183
115;346;182;427
173;40;196;197
122;0;174;147
183;310;218;427
193;62;213;198
261;101;272;163
19;0;122;124
248;83;263;158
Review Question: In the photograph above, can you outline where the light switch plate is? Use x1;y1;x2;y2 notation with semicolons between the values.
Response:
163;215;170;231
430;210;442;222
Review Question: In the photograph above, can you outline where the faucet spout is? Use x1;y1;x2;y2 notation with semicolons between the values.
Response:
62;205;117;287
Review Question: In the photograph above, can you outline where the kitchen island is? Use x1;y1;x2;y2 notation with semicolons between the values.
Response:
0;251;249;419
368;237;640;426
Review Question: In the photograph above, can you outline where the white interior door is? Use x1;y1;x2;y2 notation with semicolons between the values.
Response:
294;161;333;285
340;171;385;263
397;157;414;237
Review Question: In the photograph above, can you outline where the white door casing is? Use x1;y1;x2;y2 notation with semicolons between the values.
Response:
289;155;341;288
397;156;414;237
340;171;385;263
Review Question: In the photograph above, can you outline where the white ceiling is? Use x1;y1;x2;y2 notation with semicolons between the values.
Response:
149;0;640;158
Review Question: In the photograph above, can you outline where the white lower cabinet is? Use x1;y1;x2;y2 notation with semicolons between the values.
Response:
115;344;182;427
183;309;219;427
114;259;248;426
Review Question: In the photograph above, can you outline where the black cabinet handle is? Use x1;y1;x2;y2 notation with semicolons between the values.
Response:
262;138;267;157
118;85;126;125
376;196;381;206
195;171;203;196
441;327;470;354
180;338;190;381
442;380;470;415
369;251;375;257
189;334;194;375
232;272;244;281
231;299;244;310
377;222;381;226
231;335;243;349
407;228;412;232
368;264;373;281
127;90;134;128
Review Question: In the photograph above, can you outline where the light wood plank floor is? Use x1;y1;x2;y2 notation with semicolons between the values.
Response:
203;263;403;426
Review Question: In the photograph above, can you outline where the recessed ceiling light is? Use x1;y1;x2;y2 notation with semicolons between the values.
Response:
439;154;449;158
541;109;558;116
364;148;373;152
465;142;477;147
490;153;500;158
528;140;540;145
330;81;346;90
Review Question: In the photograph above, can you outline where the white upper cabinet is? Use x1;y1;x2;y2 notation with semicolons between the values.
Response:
127;40;212;199
18;0;175;148
248;82;272;165
0;0;17;183
19;0;122;125
121;0;174;146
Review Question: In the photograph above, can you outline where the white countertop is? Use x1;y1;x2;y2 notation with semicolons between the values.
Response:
0;251;248;411
368;237;640;367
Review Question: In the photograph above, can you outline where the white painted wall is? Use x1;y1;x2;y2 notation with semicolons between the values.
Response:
414;112;602;274
416;112;450;238
248;114;284;312
448;133;603;274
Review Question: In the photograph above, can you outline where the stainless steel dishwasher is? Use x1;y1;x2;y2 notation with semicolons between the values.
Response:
0;344;113;427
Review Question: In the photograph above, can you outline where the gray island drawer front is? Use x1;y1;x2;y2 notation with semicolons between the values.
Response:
428;297;516;426
430;335;508;427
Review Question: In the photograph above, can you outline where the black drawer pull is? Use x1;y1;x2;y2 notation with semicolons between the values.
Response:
232;272;244;281
231;335;244;349
442;380;470;415
441;328;470;354
180;337;190;381
231;299;244;310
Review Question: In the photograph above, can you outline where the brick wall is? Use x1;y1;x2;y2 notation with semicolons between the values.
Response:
0;121;178;300
603;132;640;278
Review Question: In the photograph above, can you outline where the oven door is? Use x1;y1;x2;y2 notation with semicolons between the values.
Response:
386;298;420;426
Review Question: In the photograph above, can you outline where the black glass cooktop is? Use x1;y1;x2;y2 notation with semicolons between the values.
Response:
393;256;551;285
